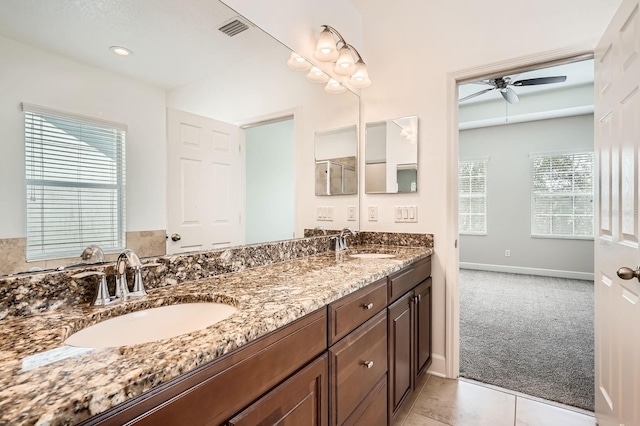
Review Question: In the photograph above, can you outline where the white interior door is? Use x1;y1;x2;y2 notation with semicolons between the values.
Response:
594;0;640;424
166;108;241;254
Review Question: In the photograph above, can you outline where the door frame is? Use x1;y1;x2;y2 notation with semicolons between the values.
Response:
444;43;596;378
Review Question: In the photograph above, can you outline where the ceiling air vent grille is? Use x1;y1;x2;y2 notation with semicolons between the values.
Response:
218;18;250;37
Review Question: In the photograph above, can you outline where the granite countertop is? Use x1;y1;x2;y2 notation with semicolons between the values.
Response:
0;244;432;425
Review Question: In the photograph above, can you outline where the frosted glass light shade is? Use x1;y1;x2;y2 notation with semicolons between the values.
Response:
314;28;339;62
324;78;346;94
349;60;371;88
334;46;356;76
307;67;330;83
287;52;312;71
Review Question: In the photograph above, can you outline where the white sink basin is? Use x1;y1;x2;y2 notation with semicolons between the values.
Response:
349;253;396;259
65;303;237;348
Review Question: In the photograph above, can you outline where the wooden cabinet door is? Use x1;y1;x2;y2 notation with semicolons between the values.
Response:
227;354;328;426
414;278;432;381
387;291;413;422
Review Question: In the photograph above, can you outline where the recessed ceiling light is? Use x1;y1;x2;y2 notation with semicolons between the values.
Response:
109;46;133;57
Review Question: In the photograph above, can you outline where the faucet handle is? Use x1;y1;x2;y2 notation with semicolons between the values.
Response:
129;262;160;297
72;271;113;306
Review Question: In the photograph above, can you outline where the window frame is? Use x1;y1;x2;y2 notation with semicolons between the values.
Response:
458;158;488;236
530;150;594;240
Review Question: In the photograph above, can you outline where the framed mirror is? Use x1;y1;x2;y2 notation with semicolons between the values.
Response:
315;125;358;196
365;116;418;194
0;0;359;276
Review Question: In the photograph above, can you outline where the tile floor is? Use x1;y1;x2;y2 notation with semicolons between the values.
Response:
399;375;596;426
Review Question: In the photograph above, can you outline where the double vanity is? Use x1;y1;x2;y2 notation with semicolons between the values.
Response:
0;233;433;425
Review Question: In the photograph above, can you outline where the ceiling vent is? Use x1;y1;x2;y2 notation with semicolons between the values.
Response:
218;17;251;37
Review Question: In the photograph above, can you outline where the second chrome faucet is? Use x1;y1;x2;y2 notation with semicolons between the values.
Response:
73;247;159;306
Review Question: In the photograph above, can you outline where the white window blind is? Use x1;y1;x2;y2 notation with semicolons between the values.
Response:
23;104;126;260
459;160;487;235
531;151;593;238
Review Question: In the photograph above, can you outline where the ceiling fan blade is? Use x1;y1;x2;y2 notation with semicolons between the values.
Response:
501;87;519;104
459;87;495;102
512;76;567;86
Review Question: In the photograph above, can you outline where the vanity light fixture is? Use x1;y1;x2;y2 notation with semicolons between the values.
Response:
325;78;347;94
109;46;133;57
286;25;370;93
307;66;330;83
286;52;312;71
313;25;371;89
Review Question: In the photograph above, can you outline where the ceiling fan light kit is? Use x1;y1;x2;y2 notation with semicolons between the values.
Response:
288;25;371;93
460;75;568;104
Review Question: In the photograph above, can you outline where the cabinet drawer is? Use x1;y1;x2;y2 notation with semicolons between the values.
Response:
227;354;328;426
388;257;431;303
328;278;387;345
342;375;387;426
329;310;387;426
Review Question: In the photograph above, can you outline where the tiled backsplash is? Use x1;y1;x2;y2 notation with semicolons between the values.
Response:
0;232;433;320
0;230;166;277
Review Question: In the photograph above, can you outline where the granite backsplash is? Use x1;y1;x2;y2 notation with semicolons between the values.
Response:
0;232;433;320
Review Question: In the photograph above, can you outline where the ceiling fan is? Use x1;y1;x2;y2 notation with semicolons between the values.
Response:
459;75;567;104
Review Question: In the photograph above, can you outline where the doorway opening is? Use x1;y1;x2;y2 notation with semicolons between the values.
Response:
242;116;295;244
456;57;595;410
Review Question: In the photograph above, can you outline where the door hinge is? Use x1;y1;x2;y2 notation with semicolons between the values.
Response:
455;239;458;248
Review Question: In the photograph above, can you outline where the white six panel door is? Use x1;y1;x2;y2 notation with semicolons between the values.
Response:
594;0;640;425
166;108;241;255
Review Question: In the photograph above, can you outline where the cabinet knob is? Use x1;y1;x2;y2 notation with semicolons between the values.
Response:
362;360;374;369
363;302;374;310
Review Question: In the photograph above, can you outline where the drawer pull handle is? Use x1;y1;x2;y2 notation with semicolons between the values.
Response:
362;360;374;369
363;303;374;310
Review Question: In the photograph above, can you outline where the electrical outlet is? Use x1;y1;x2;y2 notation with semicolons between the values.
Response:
347;206;356;221
505;250;511;257
368;206;378;221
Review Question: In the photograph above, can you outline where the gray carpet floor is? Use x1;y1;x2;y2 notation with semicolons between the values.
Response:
459;269;594;411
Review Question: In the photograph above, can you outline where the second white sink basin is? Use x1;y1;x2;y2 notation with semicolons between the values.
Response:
349;253;396;259
65;303;237;348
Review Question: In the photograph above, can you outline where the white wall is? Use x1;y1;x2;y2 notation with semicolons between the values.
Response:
224;0;621;377
459;115;594;276
0;35;166;238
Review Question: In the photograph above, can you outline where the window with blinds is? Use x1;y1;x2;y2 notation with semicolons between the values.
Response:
459;159;487;235
23;104;126;260
531;151;593;239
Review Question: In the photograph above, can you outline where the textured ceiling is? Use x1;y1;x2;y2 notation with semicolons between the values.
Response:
0;0;283;89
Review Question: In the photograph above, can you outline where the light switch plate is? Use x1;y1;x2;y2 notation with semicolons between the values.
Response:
317;206;334;221
394;206;418;223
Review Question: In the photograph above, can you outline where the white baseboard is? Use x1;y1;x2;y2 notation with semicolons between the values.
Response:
460;262;594;281
426;354;447;378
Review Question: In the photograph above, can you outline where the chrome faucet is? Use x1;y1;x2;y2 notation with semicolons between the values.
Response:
314;226;328;236
336;227;357;251
80;245;104;263
115;249;145;299
71;270;112;306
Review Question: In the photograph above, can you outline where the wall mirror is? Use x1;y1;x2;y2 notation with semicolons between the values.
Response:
315;125;358;196
365;116;418;194
0;0;359;276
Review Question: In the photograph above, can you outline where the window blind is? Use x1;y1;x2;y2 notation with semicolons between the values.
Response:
531;151;593;238
23;104;126;260
459;160;487;234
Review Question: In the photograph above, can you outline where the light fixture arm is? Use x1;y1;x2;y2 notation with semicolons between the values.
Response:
321;25;347;46
344;43;365;63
